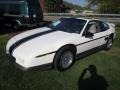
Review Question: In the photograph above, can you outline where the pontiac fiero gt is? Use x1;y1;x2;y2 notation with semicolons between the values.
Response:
6;18;116;71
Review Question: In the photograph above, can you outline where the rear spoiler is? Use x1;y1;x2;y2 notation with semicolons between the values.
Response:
108;23;115;28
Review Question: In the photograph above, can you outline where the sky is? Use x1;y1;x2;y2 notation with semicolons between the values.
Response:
64;0;87;7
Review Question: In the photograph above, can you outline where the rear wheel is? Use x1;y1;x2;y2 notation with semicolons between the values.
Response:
105;37;113;50
54;46;75;71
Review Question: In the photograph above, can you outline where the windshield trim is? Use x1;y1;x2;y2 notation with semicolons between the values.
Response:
47;18;87;34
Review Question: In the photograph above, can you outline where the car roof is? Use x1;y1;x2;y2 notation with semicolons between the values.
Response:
77;18;101;21
64;17;100;22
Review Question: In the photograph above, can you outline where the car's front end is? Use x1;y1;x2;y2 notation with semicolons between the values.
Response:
7;50;55;71
6;25;78;71
6;18;88;71
6;27;56;70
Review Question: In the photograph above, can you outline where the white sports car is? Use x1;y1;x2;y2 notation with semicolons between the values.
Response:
6;18;116;71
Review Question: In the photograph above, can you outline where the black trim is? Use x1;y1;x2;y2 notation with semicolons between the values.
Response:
36;35;110;58
8;45;106;71
15;62;52;71
9;30;57;55
76;44;106;60
36;51;56;58
76;35;109;46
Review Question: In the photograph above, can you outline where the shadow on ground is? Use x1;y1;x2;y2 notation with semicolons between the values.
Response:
78;65;108;90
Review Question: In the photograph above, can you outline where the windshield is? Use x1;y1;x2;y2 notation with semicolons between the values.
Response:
48;18;87;34
0;1;28;15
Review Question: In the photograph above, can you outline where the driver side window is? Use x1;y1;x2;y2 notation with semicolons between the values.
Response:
88;22;99;34
89;24;97;34
83;21;100;36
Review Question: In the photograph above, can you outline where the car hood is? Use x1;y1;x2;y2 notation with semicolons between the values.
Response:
6;27;51;51
9;27;77;59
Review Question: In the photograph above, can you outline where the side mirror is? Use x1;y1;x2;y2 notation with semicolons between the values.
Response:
85;32;94;38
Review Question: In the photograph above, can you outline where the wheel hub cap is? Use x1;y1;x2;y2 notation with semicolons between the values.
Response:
61;51;73;69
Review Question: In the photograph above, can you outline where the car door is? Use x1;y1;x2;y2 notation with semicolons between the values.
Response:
76;21;103;54
98;21;110;45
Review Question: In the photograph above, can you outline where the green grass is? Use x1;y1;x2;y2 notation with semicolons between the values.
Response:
0;25;120;90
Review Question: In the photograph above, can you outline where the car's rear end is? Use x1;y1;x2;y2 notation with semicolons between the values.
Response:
108;23;116;39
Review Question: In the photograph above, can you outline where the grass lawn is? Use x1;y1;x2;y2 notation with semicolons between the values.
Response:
0;25;120;90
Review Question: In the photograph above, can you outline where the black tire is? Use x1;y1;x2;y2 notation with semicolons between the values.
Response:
53;46;75;71
105;37;113;50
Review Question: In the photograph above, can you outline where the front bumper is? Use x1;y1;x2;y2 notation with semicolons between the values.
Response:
15;62;52;71
8;55;52;71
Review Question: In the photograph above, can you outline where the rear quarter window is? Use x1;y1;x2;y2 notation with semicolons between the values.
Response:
99;21;109;32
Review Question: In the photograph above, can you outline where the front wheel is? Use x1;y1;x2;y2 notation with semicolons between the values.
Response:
54;46;75;71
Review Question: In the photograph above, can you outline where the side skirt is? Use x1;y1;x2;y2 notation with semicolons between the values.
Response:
76;44;106;60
